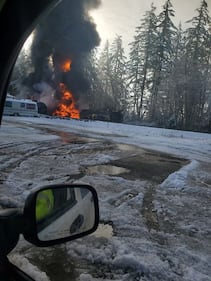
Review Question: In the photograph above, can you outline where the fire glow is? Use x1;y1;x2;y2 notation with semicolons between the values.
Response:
53;83;80;119
53;59;80;119
61;59;72;72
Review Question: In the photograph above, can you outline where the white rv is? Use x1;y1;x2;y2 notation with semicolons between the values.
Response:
3;95;39;117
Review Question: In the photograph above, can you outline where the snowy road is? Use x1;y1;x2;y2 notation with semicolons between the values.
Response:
1;116;211;281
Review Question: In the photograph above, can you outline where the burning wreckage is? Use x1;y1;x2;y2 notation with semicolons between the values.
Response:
19;0;122;123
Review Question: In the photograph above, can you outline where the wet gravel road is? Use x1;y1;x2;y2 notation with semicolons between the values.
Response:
1;119;211;281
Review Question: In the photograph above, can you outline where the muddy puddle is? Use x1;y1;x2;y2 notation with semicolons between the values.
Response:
86;150;187;183
28;246;78;281
36;126;187;185
27;223;114;281
43;128;89;144
111;151;188;183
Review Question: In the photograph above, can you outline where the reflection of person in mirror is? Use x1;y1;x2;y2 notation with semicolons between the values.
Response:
36;188;77;233
36;189;54;221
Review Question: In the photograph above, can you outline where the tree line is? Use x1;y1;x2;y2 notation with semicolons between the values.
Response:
9;0;211;132
88;0;211;131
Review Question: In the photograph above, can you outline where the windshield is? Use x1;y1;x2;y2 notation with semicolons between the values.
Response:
4;0;211;131
2;0;211;280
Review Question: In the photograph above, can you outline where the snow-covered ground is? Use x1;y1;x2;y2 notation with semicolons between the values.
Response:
1;116;211;281
4;115;211;162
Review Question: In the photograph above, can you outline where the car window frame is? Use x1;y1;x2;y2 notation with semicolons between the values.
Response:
0;0;61;124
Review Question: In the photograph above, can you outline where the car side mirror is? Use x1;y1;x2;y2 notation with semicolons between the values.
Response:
23;184;99;246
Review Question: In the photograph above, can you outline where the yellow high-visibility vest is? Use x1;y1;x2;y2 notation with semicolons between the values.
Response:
36;189;54;221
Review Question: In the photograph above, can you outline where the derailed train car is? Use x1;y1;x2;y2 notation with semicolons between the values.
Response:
80;109;123;123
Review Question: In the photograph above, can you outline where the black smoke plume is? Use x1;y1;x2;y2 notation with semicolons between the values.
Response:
25;0;101;113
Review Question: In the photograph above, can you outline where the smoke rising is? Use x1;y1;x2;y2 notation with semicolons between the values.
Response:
27;0;101;113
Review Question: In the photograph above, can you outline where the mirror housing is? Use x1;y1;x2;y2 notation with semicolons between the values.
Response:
23;184;99;247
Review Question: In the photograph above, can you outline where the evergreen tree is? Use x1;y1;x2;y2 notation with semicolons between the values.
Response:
84;49;113;111
110;35;128;112
128;3;158;119
9;48;34;98
167;23;186;128
98;40;115;109
184;0;211;130
98;37;127;113
150;0;177;123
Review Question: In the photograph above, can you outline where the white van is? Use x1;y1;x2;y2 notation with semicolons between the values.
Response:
3;95;39;117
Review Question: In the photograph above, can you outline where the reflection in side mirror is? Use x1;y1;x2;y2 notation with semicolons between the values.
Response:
36;186;96;241
23;184;99;247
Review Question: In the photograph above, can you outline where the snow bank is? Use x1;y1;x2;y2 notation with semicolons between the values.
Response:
160;160;199;189
9;254;50;281
4;116;211;162
112;253;149;273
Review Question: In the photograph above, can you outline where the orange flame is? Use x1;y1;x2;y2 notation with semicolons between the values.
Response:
61;59;72;72
53;83;80;119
